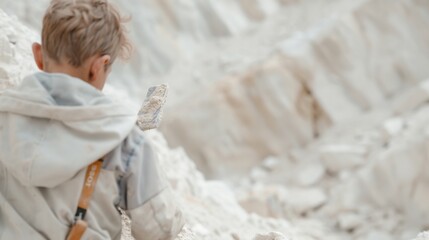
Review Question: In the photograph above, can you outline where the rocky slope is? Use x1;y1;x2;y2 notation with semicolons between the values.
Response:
0;10;37;90
161;0;429;178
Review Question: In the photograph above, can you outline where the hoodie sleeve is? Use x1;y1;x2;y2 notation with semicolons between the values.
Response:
114;128;185;240
128;187;185;240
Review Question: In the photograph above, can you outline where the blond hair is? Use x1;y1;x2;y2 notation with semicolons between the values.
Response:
42;0;131;67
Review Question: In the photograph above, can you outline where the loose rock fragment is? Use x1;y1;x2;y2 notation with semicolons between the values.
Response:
253;232;288;240
319;145;367;173
137;84;169;131
337;212;363;231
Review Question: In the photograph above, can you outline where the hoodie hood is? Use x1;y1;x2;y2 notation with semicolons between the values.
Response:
0;72;138;187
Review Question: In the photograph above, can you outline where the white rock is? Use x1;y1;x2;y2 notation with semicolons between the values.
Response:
162;0;429;180
319;144;367;173
146;130;295;239
250;167;268;182
191;224;210;236
295;163;325;187
285;188;327;214
238;185;286;218
176;226;197;240
231;232;241;240
360;231;392;240
0;9;37;90
261;157;281;171
253;232;288;240
382;117;405;137
337;212;363;231
391;80;429;114
414;232;429;240
163;57;316;178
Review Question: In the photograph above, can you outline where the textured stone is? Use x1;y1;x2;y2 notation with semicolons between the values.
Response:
391;80;429;114
163;56;320;178
294;163;325;186
253;232;288;240
381;117;405;137
415;232;429;240
320;145;367;173
162;0;429;178
285;188;327;214
0;9;37;90
337;212;363;231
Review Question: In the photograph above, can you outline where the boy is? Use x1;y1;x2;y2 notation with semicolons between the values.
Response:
0;0;184;239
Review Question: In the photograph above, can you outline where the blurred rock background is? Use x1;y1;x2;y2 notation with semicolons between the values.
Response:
1;0;429;239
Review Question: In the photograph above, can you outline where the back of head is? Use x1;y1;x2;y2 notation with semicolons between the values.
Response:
42;0;131;67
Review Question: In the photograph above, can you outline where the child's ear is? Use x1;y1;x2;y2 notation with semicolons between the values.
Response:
89;55;110;81
32;43;44;71
88;55;111;90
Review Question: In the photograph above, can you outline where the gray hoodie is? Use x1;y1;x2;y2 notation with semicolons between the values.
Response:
0;72;184;240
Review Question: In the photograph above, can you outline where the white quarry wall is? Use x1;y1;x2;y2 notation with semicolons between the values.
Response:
161;0;429;178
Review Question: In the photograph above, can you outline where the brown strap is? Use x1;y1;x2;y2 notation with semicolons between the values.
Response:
66;220;87;240
67;159;103;240
78;159;103;210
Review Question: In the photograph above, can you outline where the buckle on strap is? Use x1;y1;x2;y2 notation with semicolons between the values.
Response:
72;159;103;224
74;207;87;223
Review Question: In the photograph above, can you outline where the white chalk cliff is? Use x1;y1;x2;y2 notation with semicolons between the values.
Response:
160;0;429;179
